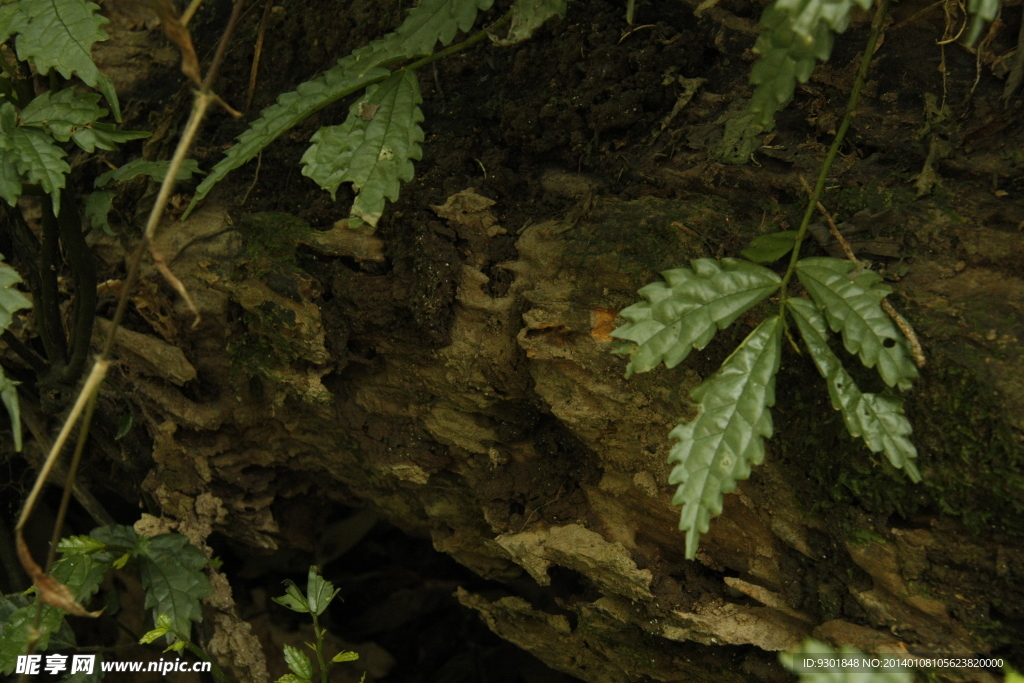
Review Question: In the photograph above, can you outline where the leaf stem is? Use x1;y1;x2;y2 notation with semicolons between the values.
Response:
312;612;329;683
778;0;890;312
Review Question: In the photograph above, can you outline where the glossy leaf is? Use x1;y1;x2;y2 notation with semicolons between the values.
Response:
611;258;781;377
796;257;918;390
304;566;341;617
788;297;920;480
301;70;424;229
668;316;783;558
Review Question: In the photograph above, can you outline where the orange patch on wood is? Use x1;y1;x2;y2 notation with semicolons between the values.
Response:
590;308;617;342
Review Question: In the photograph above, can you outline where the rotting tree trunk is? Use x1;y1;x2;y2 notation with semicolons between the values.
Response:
81;181;1023;682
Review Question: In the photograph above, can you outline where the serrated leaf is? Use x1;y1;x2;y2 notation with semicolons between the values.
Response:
780;639;912;682
796;257;918;390
668;315;782;559
332;651;360;663
89;524;139;550
301;70;423;229
748;0;873;129
186;0;493;218
492;0;565;45
57;534;108;555
283;644;314;680
0;3;23;44
305;566;340;616
18;88;106;141
96;157;201;188
9;127;69;214
741;230;798;263
611;258;781;377
788;297;920;480
136;534;213;642
14;0;121;120
395;0;495;57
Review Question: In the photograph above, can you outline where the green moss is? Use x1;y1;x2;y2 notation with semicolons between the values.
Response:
238;212;313;271
847;528;887;547
777;355;1024;539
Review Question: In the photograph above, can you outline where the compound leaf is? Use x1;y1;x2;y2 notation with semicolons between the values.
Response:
13;0;120;120
796;257;918;390
186;0;493;218
301;70;423;229
611;258;781;377
137;534;213;643
668;315;782;559
789;297;920;480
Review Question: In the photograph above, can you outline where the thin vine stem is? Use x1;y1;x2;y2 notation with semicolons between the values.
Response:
778;0;891;311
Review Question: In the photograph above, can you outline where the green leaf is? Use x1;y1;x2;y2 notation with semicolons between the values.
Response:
332;651;360;663
0;153;21;207
186;0;493;218
394;0;495;57
57;534;108;555
741;230;798;264
89;523;139;551
301;70;424;229
95;157;201;188
748;0;873;130
18;88;106;140
0;254;31;451
304;566;340;616
277;675;313;683
9;127;70;214
796;257;918;390
668;315;783;559
494;0;566;44
611;258;782;377
71;122;149;154
13;0;121;120
0;3;23;44
788;297;920;480
283;644;314;681
273;579;310;613
84;189;115;235
780;639;912;682
966;0;999;45
136;533;213;643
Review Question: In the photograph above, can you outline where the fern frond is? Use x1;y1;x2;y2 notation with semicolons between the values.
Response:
789;297;920;480
796;257;918;390
749;0;873;129
12;0;121;121
17;88;149;152
668;315;783;559
611;258;781;377
301;70;424;229
185;0;494;218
